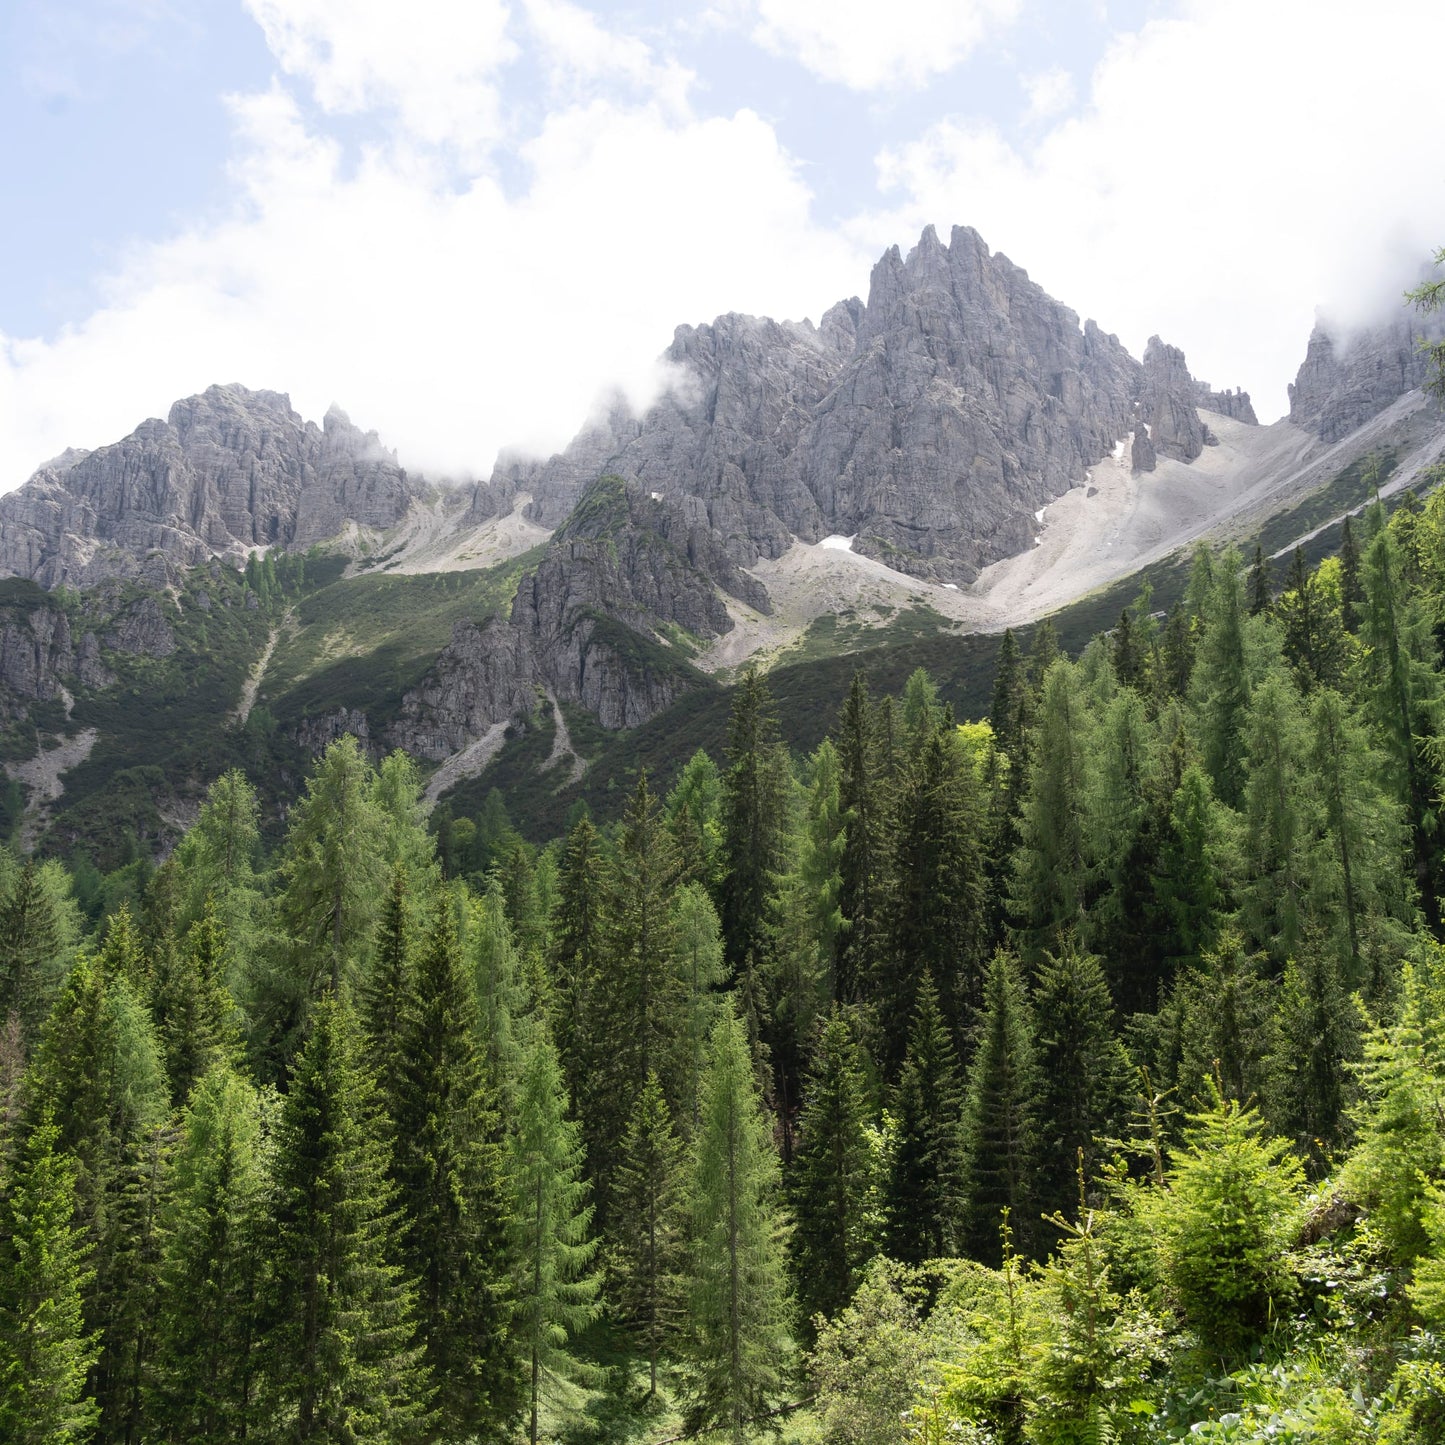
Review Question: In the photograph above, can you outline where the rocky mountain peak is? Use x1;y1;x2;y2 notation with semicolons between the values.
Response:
0;383;421;588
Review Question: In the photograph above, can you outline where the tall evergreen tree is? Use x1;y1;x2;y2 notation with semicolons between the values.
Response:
550;815;608;1115
1248;544;1271;616
254;995;429;1443
960;951;1041;1263
150;900;239;1104
882;723;986;1056
673;884;727;1130
1190;545;1251;807
787;1011;880;1333
1032;940;1133;1221
719;669;791;974
0;1118;99;1444
835;674;887;1005
172;768;262;951
509;1028;601;1445
665;750;724;892
146;1068;268;1442
884;975;966;1265
684;1008;791;1445
1339;514;1364;630
0;860;63;1041
610;1073;687;1397
386;906;517;1442
1011;660;1089;959
360;863;414;1106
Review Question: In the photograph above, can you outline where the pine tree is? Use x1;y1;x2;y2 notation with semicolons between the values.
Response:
1271;943;1358;1170
882;724;985;1056
1032;940;1133;1221
276;735;389;999
665;750;724;892
1240;669;1315;965
673;883;727;1130
1189;545;1251;808
360;863;414;1106
960;951;1041;1263
720;669;791;974
1339;514;1364;630
900;667;943;760
146;1068;268;1441
509;1027;601;1445
610;1073;686;1397
1248;543;1271;616
884;975;965;1265
386;906;517;1442
471;876;526;1096
787;1011;880;1333
1150;762;1229;988
684;1007;791;1445
253;995;430;1443
836;674;887;1005
150;900;239;1104
372;749;437;884
0;860;63;1041
173;768;262;950
0;1119;99;1444
1011;659;1089;958
550;815;607;1117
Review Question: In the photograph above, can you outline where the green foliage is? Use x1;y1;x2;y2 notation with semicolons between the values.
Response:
684;1007;792;1444
1138;1085;1305;1364
0;1118;99;1444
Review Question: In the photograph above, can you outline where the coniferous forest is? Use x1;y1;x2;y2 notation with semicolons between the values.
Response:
17;493;1445;1442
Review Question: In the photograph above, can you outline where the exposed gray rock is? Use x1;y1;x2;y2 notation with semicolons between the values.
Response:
1140;337;1207;463
1287;314;1441;442
106;596;176;658
0;609;74;710
392;618;536;761
76;632;113;689
293;707;373;758
0;385;422;588
1131;425;1157;473
506;226;1148;583
393;476;742;748
1196;383;1258;424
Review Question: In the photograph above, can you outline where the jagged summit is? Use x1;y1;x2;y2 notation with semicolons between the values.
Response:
0;383;422;588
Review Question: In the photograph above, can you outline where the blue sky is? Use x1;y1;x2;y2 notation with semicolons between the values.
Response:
2;0;1442;485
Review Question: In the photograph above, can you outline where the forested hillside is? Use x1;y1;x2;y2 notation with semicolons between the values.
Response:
10;488;1445;1441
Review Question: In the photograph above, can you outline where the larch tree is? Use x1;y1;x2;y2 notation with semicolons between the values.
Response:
509;1026;601;1445
684;1007;792;1445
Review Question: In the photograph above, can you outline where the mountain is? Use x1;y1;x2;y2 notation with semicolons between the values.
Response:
0;385;428;589
1;223;1443;866
500;224;1174;584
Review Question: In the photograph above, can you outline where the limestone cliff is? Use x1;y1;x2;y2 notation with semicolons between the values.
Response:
0;385;422;587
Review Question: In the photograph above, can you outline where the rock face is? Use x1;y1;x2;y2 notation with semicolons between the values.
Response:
393;475;754;751
1287;315;1439;443
1139;337;1208;463
1196;383;1259;425
509;226;1150;582
0;385;422;587
1130;426;1158;473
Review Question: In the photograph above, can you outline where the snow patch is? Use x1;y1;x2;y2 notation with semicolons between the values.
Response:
943;582;959;590
650;490;664;501
1034;507;1046;524
1113;437;1127;461
819;534;856;551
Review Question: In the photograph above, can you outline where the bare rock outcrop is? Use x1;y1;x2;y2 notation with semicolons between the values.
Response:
508;226;1150;583
1287;314;1440;443
1139;337;1208;463
1196;382;1258;424
0;385;422;588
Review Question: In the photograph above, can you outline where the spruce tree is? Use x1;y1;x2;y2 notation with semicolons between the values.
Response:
884;975;965;1265
172;767;262;952
1150;762;1229;987
1032;939;1133;1221
1011;659;1089;959
835;673;887;1005
882;723;985;1055
720;668;791;974
150;900;239;1104
550;815;608;1119
1189;545;1251;808
610;1073;686;1397
0;859;63;1041
0;1119;99;1444
787;1011;880;1333
386;905;517;1442
146;1068;268;1442
360;863;414;1106
1248;543;1271;616
1339;514;1364;630
254;995;429;1443
665;750;724;892
960;951;1041;1263
673;883;727;1130
509;1027;601;1445
684;1007;791;1445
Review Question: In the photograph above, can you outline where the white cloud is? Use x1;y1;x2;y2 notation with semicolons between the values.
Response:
747;0;1022;91
1021;65;1074;123
523;0;693;113
865;0;1445;419
0;8;867;488
243;0;516;153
